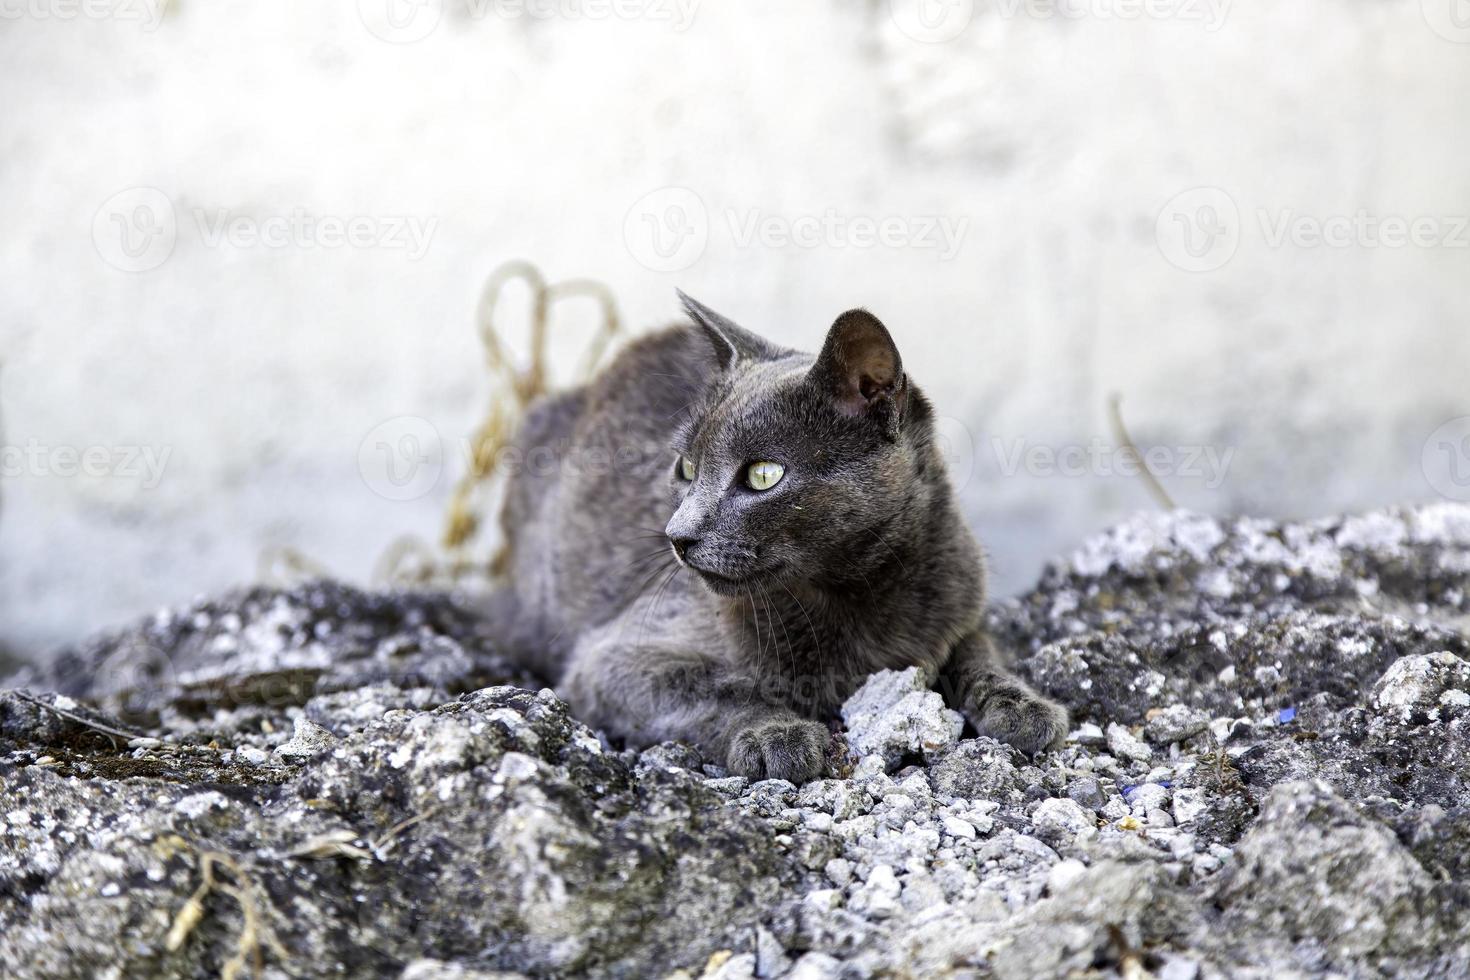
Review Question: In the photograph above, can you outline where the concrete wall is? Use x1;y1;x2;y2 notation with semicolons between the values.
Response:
3;0;1469;657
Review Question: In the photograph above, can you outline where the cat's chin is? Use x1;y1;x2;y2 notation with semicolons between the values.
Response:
691;565;782;598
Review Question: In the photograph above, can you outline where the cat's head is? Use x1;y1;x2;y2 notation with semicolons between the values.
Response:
664;292;942;598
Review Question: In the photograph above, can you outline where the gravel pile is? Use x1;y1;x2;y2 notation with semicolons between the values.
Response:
3;503;1469;978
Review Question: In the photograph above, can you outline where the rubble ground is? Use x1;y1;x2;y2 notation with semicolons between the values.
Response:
4;503;1470;978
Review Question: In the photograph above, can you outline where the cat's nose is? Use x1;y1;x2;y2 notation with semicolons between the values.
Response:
668;534;700;561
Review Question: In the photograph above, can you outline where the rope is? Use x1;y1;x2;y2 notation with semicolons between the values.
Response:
368;260;620;588
258;261;621;590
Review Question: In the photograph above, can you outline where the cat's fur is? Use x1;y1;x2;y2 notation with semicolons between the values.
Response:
487;294;1067;781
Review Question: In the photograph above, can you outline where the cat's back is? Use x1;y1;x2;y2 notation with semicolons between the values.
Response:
497;325;715;663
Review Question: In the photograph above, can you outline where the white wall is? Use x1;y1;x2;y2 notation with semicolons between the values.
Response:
3;0;1469;657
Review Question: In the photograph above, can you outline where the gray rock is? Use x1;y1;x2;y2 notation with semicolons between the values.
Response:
987;861;1195;979
927;738;1025;802
638;740;706;773
7;504;1470;978
1371;651;1470;725
839;667;963;768
0;684;789;978
1212;780;1443;961
1045;857;1088;893
1156;955;1201;980
1070;721;1106;745
787;952;843;980
19;582;541;723
1171;787;1209;828
1065;776;1107;811
848;864;901;919
1106;722;1153;763
1144;705;1211;744
1125;782;1170;814
1031;797;1095;844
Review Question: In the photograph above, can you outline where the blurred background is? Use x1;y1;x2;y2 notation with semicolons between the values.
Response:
2;0;1469;662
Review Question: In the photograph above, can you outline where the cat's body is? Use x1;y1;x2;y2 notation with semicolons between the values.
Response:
489;296;1066;781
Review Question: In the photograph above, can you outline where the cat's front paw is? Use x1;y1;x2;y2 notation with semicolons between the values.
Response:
727;717;829;783
965;685;1068;755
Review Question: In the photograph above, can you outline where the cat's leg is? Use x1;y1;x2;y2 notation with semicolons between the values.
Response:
480;585;571;685
940;631;1068;754
560;632;830;782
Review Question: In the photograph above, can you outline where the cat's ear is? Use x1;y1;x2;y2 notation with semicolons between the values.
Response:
677;290;780;370
808;309;907;437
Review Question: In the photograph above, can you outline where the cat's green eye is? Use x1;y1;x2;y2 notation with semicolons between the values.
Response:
677;456;696;481
745;461;785;491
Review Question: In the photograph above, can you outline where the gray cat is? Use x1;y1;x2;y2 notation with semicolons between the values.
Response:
487;293;1067;782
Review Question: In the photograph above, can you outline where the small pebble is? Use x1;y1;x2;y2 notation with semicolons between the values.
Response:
1066;777;1106;810
1106;723;1153;763
941;816;977;840
1070;722;1106;745
1033;797;1094;837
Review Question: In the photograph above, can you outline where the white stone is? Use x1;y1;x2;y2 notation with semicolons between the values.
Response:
235;746;269;766
787;952;844;980
940;816;978;840
1046;858;1089;893
1032;798;1095;837
841;669;964;769
1106;723;1153;763
273;716;339;760
849;863;902;920
1126;783;1171;813
803;888;842;913
1172;788;1209;827
1372;652;1470;724
1071;722;1106;745
824;858;854;887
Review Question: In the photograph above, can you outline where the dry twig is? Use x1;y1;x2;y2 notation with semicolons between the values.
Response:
1107;392;1177;510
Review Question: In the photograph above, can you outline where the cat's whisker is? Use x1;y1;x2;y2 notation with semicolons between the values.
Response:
619;563;667;650
620;556;677;619
621;534;675;549
760;580;798;692
743;584;766;667
619;548;677;574
778;581;822;663
620;527;677;545
637;563;682;652
754;582;775;672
